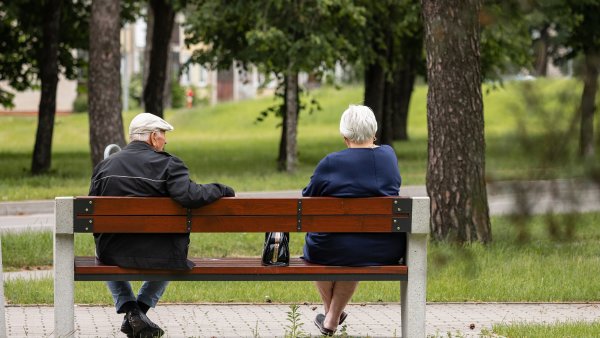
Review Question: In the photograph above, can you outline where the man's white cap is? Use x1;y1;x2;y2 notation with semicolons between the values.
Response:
129;113;174;135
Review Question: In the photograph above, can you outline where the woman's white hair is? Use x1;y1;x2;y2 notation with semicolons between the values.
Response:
339;105;377;143
129;132;151;143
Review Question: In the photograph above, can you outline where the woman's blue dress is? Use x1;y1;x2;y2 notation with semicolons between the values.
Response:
301;145;406;266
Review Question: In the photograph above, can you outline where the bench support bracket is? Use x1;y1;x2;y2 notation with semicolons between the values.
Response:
186;209;192;232
296;200;302;232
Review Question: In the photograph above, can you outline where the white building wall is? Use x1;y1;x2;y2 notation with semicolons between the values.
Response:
0;77;77;114
1;15;267;114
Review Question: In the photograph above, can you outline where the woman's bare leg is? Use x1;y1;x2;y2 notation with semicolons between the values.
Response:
324;281;359;330
314;281;334;314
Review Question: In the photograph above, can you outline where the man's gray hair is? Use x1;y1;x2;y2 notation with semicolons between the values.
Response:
339;105;378;143
130;132;151;143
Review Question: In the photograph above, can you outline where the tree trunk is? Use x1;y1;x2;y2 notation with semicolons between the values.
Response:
364;63;385;144
392;32;422;141
379;29;395;147
422;0;491;243
143;0;175;118
163;53;173;109
278;82;288;170
31;0;61;175
533;24;550;77
142;2;154;110
281;70;299;172
381;79;394;146
163;21;180;109
580;51;599;159
391;67;416;141
88;0;126;166
277;111;288;169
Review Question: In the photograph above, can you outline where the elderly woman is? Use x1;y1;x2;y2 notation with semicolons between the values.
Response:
302;105;405;336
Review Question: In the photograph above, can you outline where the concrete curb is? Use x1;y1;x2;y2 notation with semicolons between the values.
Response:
0;200;53;216
4;269;52;281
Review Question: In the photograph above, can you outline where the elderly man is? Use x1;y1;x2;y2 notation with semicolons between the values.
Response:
89;113;235;338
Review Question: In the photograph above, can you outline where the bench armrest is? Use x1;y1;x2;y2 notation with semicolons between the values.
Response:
55;197;74;235
410;197;430;234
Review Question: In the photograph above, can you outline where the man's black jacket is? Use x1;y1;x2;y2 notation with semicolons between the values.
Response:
89;141;235;270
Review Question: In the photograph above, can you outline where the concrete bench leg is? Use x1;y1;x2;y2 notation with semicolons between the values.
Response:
54;198;75;337
401;233;427;338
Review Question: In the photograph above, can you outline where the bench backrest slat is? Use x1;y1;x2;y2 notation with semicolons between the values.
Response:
75;196;410;216
76;215;410;233
73;196;413;233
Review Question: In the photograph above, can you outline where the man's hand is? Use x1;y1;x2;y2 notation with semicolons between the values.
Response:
223;185;236;197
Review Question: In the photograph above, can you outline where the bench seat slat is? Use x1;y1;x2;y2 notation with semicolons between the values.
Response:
74;257;407;281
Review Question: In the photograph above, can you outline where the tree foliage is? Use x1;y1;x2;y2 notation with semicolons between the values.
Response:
480;0;533;79
0;0;89;108
142;0;183;118
358;1;422;75
525;0;600;158
0;1;141;173
559;1;600;158
359;0;535;144
186;1;364;74
248;4;357;72
359;0;424;144
185;0;365;171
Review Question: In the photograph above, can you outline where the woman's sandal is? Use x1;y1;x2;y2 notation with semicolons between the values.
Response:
314;314;335;336
339;311;348;325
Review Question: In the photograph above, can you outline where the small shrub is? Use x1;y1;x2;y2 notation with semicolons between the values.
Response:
171;79;185;109
128;73;144;109
72;92;88;113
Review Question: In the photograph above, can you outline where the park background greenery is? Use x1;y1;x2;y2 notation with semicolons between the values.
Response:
0;79;594;201
2;0;599;335
2;78;600;307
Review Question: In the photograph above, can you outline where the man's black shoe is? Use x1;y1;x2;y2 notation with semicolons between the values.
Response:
121;315;134;338
125;308;164;338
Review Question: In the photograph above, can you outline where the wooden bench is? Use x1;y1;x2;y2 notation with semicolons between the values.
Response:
54;196;429;337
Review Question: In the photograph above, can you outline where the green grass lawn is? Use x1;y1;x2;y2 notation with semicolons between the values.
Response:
0;78;596;201
4;211;600;304
2;78;599;307
434;322;600;337
490;321;600;337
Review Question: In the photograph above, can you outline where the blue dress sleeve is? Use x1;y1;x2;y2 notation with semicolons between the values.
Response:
302;156;330;197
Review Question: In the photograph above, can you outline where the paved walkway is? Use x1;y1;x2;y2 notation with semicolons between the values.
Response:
5;302;600;337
